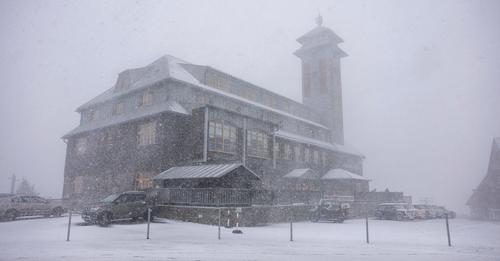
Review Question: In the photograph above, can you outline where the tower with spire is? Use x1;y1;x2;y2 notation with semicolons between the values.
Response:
294;15;347;144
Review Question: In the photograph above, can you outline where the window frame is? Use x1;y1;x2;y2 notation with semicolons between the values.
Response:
208;121;238;154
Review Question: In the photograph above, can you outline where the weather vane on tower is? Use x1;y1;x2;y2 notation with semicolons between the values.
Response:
315;13;323;26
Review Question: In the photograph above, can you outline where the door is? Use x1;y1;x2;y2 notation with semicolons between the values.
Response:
112;195;131;219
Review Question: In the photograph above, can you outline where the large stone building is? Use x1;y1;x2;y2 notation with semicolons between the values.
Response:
62;18;367;202
467;137;500;220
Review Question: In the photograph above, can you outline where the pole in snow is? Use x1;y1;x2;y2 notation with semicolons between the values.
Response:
365;214;370;244
66;210;72;242
9;174;16;195
445;213;451;247
146;208;151;240
218;208;221;240
289;207;293;242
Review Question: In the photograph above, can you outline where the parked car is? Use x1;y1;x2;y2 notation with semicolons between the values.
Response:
413;205;455;219
413;204;434;219
374;203;416;221
81;191;154;226
0;195;65;221
435;206;456;218
310;198;350;223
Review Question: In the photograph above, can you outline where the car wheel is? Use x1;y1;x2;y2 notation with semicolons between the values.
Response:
5;209;18;221
52;207;64;217
97;212;112;226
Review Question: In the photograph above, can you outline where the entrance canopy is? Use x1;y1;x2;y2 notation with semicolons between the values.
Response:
321;169;370;181
153;163;261;189
283;168;318;179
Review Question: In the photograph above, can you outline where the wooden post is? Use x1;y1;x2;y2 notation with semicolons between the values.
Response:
289;207;293;242
218;208;221;240
445;213;451;247
146;208;151;240
66;210;72;242
365;214;370;244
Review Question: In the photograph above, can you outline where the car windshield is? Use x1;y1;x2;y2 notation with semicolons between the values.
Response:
100;194;120;203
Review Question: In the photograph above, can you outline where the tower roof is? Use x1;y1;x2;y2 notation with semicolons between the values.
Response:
294;18;347;58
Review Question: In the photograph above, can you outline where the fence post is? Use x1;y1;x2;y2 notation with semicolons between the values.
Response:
146;208;151;240
445;213;451;246
218;207;221;240
365;214;369;244
218;190;221;240
66;210;72;242
289;206;293;242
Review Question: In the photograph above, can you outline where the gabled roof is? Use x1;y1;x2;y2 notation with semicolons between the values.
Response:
77;55;198;111
274;130;363;158
63;100;189;138
76;55;328;130
153;163;261;180
467;137;500;207
321;169;370;181
283;168;317;179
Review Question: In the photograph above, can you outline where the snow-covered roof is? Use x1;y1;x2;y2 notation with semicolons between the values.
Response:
77;55;197;111
77;55;328;130
63;100;189;138
283;168;317;179
153;163;260;180
321;169;370;181
274;130;363;158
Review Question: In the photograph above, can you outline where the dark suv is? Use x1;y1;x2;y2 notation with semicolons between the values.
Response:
82;191;153;226
310;199;350;223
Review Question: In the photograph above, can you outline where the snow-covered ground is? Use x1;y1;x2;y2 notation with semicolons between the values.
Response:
0;215;499;261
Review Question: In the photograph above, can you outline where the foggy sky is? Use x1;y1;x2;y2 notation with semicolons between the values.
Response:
1;0;499;213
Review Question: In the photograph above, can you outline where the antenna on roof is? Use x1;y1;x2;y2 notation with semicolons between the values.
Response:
315;13;323;26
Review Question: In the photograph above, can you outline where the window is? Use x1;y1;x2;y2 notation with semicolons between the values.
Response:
88;109;98;121
112;102;124;115
304;147;311;163
279;143;293;160
313;150;319;164
247;130;269;158
138;122;156;146
73;176;83;193
208;121;237;154
75;137;87;155
135;172;155;190
139;92;153;107
294;146;301;161
319;59;328;94
302;63;311;97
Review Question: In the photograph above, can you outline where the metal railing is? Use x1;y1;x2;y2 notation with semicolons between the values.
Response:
150;188;322;207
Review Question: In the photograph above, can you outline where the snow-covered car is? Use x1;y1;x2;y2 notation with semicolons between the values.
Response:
435;206;456;219
0;195;65;221
413;204;434;219
81;191;153;226
310;199;350;223
374;203;416;221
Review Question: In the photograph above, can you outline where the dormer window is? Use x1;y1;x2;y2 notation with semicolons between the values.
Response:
88;109;98;121
112;102;124;115
139;92;153;107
